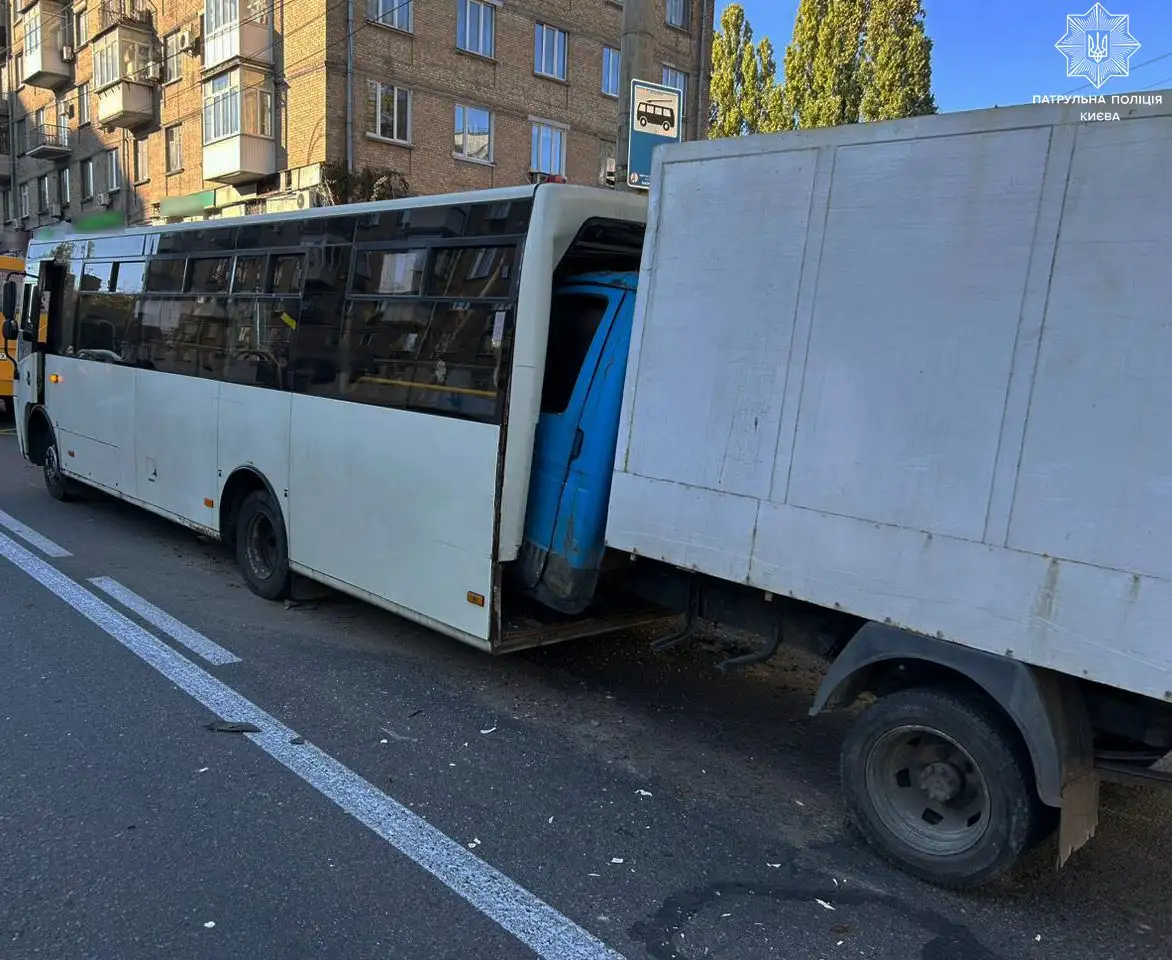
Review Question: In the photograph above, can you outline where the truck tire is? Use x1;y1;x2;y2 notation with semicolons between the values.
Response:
235;489;293;601
841;686;1043;889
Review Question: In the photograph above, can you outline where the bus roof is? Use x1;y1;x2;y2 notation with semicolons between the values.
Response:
26;183;625;259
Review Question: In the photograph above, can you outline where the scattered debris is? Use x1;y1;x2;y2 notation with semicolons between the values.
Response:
480;726;497;734
467;838;481;849
1035;935;1042;942
721;913;731;919
198;767;209;773
203;921;216;929
205;721;260;734
380;727;417;743
766;863;781;869
635;789;653;797
588;873;601;878
408;709;424;718
815;899;835;911
611;858;624;864
289;736;304;745
795;800;804;807
548;816;554;824
380;739;388;744
837;941;844;947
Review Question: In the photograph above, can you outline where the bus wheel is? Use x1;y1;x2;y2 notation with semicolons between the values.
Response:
662;120;671;131
840;686;1043;889
43;435;75;502
236;489;292;601
638;116;647;127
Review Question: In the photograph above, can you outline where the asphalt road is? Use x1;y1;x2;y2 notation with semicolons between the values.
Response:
1;422;1169;960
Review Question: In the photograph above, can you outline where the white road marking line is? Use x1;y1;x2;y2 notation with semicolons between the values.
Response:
89;576;242;666
0;529;624;960
0;508;71;558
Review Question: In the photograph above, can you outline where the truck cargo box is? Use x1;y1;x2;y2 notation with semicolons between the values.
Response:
608;95;1172;704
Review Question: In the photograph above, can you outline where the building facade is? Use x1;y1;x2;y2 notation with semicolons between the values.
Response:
0;0;712;229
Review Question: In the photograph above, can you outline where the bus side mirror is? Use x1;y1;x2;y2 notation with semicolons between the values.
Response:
1;280;15;329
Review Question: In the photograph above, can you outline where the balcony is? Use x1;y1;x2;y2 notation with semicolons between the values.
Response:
96;80;154;128
203;134;275;184
203;0;272;72
95;0;153;33
21;0;73;88
26;123;71;160
91;16;156;129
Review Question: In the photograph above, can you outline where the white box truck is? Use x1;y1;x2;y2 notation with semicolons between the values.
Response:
596;94;1172;887
8;92;1172;890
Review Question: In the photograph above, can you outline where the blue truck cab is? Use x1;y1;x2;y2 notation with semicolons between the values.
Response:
518;270;639;614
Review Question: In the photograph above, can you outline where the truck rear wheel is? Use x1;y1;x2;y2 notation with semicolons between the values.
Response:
235;489;293;601
841;686;1043;889
43;433;76;502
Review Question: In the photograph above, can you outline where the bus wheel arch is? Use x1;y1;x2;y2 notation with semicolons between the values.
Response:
26;406;53;467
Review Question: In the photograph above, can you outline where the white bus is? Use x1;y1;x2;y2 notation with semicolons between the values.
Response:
5;185;658;652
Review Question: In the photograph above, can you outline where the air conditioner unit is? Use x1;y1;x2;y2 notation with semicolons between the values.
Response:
96;192;109;207
145;60;161;81
177;29;193;50
61;45;75;62
602;157;616;187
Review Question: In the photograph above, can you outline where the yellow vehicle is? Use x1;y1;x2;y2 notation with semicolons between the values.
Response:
0;256;25;418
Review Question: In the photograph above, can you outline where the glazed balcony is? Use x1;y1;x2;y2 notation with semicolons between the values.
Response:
21;0;73;89
92;19;157;129
203;0;272;72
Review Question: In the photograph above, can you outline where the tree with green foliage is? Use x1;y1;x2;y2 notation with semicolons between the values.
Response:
708;4;783;137
859;0;937;121
779;0;936;130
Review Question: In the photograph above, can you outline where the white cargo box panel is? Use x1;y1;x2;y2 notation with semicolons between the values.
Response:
608;94;1172;703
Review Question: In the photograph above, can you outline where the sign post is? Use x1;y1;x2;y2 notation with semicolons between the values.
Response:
626;79;683;191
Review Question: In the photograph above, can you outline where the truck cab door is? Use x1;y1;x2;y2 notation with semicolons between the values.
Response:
14;277;46;455
521;281;635;612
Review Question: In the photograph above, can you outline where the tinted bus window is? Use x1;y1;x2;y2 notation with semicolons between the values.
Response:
146;258;187;292
233;256;266;294
188;257;232;293
428;246;515;299
270;255;304;294
351;249;426;296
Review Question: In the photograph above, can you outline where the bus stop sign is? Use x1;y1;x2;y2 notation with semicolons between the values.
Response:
627;79;683;190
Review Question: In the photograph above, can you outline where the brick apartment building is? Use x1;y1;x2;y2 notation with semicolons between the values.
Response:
0;0;712;231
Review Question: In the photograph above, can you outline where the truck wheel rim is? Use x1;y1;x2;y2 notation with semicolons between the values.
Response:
863;724;991;857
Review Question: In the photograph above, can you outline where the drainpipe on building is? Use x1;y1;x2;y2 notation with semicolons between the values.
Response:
345;0;354;174
693;0;712;141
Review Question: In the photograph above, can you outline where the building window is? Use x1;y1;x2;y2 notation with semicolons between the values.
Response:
55;96;70;126
531;120;566;176
456;0;495;58
369;82;410;143
34;106;45;131
164;32;183;82
74;7;89;46
165;125;182;172
25;11;42;53
81;159;94;199
108;149;121;191
662;66;687;116
1;190;9;223
37;175;49;213
202;69;274;143
453;104;491;162
59;167;70;206
133;138;149;182
19;184;29;219
602;46;620;96
367;0;411;30
78;83;91;124
14;53;23;86
534;23;567;80
205;0;269;33
94;31;151;89
665;0;689;29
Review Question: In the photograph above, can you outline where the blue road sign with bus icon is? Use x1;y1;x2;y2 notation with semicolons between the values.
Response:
627;79;683;190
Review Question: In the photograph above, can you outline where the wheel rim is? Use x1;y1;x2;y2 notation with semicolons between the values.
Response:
863;724;992;857
245;512;279;580
45;445;61;486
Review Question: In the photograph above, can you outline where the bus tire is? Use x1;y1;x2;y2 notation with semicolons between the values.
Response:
840;686;1043;889
235;489;293;601
43;432;76;502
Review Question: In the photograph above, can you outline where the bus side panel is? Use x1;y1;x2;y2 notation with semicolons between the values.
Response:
46;356;137;495
217;382;293;527
287;395;497;642
133;369;220;529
